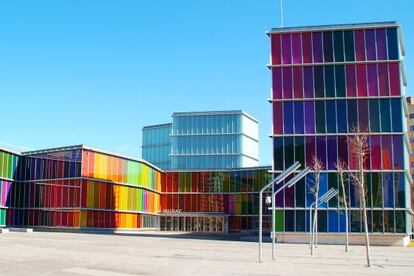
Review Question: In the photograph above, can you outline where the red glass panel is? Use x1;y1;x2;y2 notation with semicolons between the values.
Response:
370;136;381;170
381;135;392;170
389;63;401;96
346;64;356;97
355;30;365;61
302;32;312;63
271;34;281;65
378;63;389;96
293;67;303;98
272;67;282;99
356;64;367;96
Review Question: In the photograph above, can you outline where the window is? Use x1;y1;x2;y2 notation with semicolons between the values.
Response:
410;126;414;131
410;114;414;119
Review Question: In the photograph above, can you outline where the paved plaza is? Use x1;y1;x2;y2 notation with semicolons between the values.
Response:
0;231;413;275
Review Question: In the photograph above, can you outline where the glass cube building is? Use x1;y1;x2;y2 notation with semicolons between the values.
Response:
171;111;259;169
269;22;411;241
142;123;172;170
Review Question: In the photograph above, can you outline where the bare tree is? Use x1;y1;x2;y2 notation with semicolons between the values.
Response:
336;160;349;253
309;156;323;256
347;128;371;267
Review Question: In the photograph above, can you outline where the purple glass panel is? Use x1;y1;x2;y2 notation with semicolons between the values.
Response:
367;64;378;96
355;30;365;61
304;101;315;134
294;101;304;134
273;102;283;134
292;33;302;64
312;32;323;63
302;32;312;63
378;63;389;96
283;67;293;99
271;34;281;65
316;136;327;167
376;29;387;60
370;136;381;170
365;29;376;61
327;136;337;170
337;136;348;165
282;33;292;64
393;135;404;169
275;183;284;207
346;64;356;97
272;67;282;99
389;63;401;96
303;66;314;98
293;67;303;98
381;135;392;170
305;136;316;167
283;101;293;134
285;180;295;207
358;99;369;132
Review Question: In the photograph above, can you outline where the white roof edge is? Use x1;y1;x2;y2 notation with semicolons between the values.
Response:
22;144;163;172
142;123;172;131
164;165;272;173
0;146;21;156
268;21;399;34
171;110;259;123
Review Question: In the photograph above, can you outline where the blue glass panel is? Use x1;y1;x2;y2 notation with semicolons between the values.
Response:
318;173;328;208
326;100;336;133
391;99;403;132
337;100;347;133
339;210;347;232
294;101;304;134
328;210;339;232
387;28;399;60
283;102;294;134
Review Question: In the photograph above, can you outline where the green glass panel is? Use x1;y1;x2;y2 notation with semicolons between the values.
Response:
284;137;294;167
324;66;335;97
223;172;230;192
344;30;355;61
186;172;191;192
127;161;133;185
8;154;13;179
380;99;391;132
369;99;380;132
372;210;383;232
333;31;344;62
0;152;4;178
275;210;284;232
335;65;346;97
395;211;406;233
384;210;395;233
294;136;305;165
365;173;372;208
371;172;383;207
295;178;305;208
315;101;325;133
328;173;338;207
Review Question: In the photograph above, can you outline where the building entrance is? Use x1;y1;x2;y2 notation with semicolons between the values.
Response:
160;213;228;233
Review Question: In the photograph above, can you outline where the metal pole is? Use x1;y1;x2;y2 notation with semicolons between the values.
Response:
272;180;275;260
259;190;263;263
280;0;284;28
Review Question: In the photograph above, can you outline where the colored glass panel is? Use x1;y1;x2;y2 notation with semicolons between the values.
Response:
387;28;399;60
376;29;387;60
378;63;389;96
272;67;282;99
356;64;367;96
303;66;314;98
367;64;378;96
344;30;355;61
358;99;369;132
354;30;365;61
293;67;303;98
283;102;293;134
347;100;358;132
294;101;304;134
304;101;315;134
380;99;391;132
302;32;312;63
369;99;380;132
365;29;376;60
333;31;344;62
323;31;333;62
336;100;347;133
281;33;292;64
271;34;281;65
283;67;293;99
315;101;325;133
312;32;323;63
273;102;283;134
345;64;356;97
324;65;335;97
292;33;302;64
389;63;400;96
326;100;336;133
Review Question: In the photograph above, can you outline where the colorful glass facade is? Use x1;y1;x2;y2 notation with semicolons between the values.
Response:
160;168;272;232
2;146;161;230
269;22;411;234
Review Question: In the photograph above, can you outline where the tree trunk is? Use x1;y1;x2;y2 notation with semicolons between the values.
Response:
359;155;371;267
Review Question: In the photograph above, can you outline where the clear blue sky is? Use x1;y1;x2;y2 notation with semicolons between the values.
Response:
0;0;413;165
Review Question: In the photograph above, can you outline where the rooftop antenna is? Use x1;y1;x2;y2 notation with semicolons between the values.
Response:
280;0;284;27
